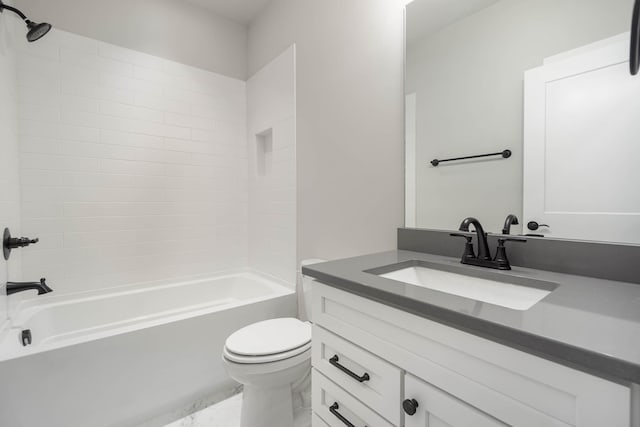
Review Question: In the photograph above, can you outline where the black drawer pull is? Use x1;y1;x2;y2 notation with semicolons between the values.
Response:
329;402;367;427
329;355;370;383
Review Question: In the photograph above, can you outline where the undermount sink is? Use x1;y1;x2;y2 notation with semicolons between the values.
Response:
369;261;557;311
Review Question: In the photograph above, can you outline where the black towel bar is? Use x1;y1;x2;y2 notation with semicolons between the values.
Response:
431;149;511;167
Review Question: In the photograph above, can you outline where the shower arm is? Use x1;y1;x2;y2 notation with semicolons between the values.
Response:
0;1;29;21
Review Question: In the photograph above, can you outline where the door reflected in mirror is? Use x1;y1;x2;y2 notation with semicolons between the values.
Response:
405;0;640;244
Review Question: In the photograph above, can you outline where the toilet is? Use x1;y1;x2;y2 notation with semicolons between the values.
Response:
222;259;325;427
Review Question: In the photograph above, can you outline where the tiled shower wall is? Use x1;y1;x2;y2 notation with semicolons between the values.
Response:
0;9;21;328
15;30;248;294
247;46;296;285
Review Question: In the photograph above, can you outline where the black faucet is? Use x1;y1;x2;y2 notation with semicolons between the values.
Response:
458;217;491;260
6;278;53;296
502;214;519;235
451;217;526;270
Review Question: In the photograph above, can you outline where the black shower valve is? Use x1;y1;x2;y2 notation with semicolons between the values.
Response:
3;228;39;260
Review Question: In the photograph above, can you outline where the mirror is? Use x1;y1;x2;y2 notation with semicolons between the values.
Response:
405;0;640;244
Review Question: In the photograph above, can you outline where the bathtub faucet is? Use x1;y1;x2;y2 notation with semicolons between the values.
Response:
6;278;53;296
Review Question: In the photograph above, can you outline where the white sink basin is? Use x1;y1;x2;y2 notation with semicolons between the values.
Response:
379;265;553;310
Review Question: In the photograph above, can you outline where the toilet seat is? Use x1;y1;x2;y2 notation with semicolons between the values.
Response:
223;318;311;364
224;341;311;364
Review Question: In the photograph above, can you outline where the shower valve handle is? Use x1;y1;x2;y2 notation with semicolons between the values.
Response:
8;236;39;248
3;228;39;260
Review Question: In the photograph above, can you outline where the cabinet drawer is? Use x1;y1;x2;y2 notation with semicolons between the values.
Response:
313;412;330;427
313;369;395;427
313;325;402;425
404;373;507;427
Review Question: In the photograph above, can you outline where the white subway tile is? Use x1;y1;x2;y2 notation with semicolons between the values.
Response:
60;110;190;139
18;104;59;122
99;100;164;123
101;72;163;94
18;119;99;142
164;137;216;154
61;79;134;104
17;55;61;77
133;65;174;84
135;92;191;115
16;31;253;294
61;48;133;77
101;129;163;149
63;202;172;218
165;111;215;130
15;33;59;61
17;67;60;91
18;85;61;108
19;153;101;172
64;230;132;248
101;158;166;176
191;128;220;143
21;201;63;218
61;94;100;113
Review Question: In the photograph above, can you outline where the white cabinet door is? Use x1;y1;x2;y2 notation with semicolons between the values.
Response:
404;374;508;427
523;33;640;243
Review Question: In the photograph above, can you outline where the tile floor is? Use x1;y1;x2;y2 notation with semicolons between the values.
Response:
164;393;311;427
164;394;242;427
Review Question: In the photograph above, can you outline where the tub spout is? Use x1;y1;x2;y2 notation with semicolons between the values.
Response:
6;278;53;295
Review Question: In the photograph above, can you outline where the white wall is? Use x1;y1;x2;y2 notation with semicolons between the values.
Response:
248;0;405;264
16;0;248;79
247;46;296;284
406;0;633;233
15;29;248;295
0;5;21;331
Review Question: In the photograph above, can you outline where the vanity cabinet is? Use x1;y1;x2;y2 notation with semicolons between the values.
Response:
311;281;634;427
404;373;507;427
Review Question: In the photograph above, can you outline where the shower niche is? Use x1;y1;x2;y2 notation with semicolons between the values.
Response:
256;128;274;176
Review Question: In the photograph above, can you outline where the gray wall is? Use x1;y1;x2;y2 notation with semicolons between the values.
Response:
16;0;248;79
406;0;633;234
248;0;406;264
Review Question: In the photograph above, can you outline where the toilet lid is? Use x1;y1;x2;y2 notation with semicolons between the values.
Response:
225;318;311;357
223;341;311;364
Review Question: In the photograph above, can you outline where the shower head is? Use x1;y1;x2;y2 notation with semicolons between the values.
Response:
0;0;52;42
26;20;52;42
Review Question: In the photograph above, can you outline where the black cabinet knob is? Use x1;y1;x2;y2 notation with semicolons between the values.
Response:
403;398;419;416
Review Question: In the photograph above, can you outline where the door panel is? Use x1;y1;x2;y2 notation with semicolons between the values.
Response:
523;33;640;243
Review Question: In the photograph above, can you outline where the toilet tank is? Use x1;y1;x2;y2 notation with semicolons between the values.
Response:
299;259;326;322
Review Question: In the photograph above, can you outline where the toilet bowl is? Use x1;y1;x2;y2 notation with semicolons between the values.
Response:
222;260;325;427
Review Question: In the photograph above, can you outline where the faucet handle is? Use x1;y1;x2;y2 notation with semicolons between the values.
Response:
3;228;39;260
497;236;527;245
494;237;526;270
449;232;473;241
450;233;476;260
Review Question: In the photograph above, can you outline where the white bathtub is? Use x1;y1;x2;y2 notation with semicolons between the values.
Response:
0;271;297;427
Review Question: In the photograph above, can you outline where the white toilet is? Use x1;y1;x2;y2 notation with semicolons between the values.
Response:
222;259;325;427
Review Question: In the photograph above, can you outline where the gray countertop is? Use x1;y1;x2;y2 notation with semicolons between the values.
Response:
302;250;640;385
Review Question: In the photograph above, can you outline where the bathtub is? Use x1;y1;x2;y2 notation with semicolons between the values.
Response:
0;271;297;427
